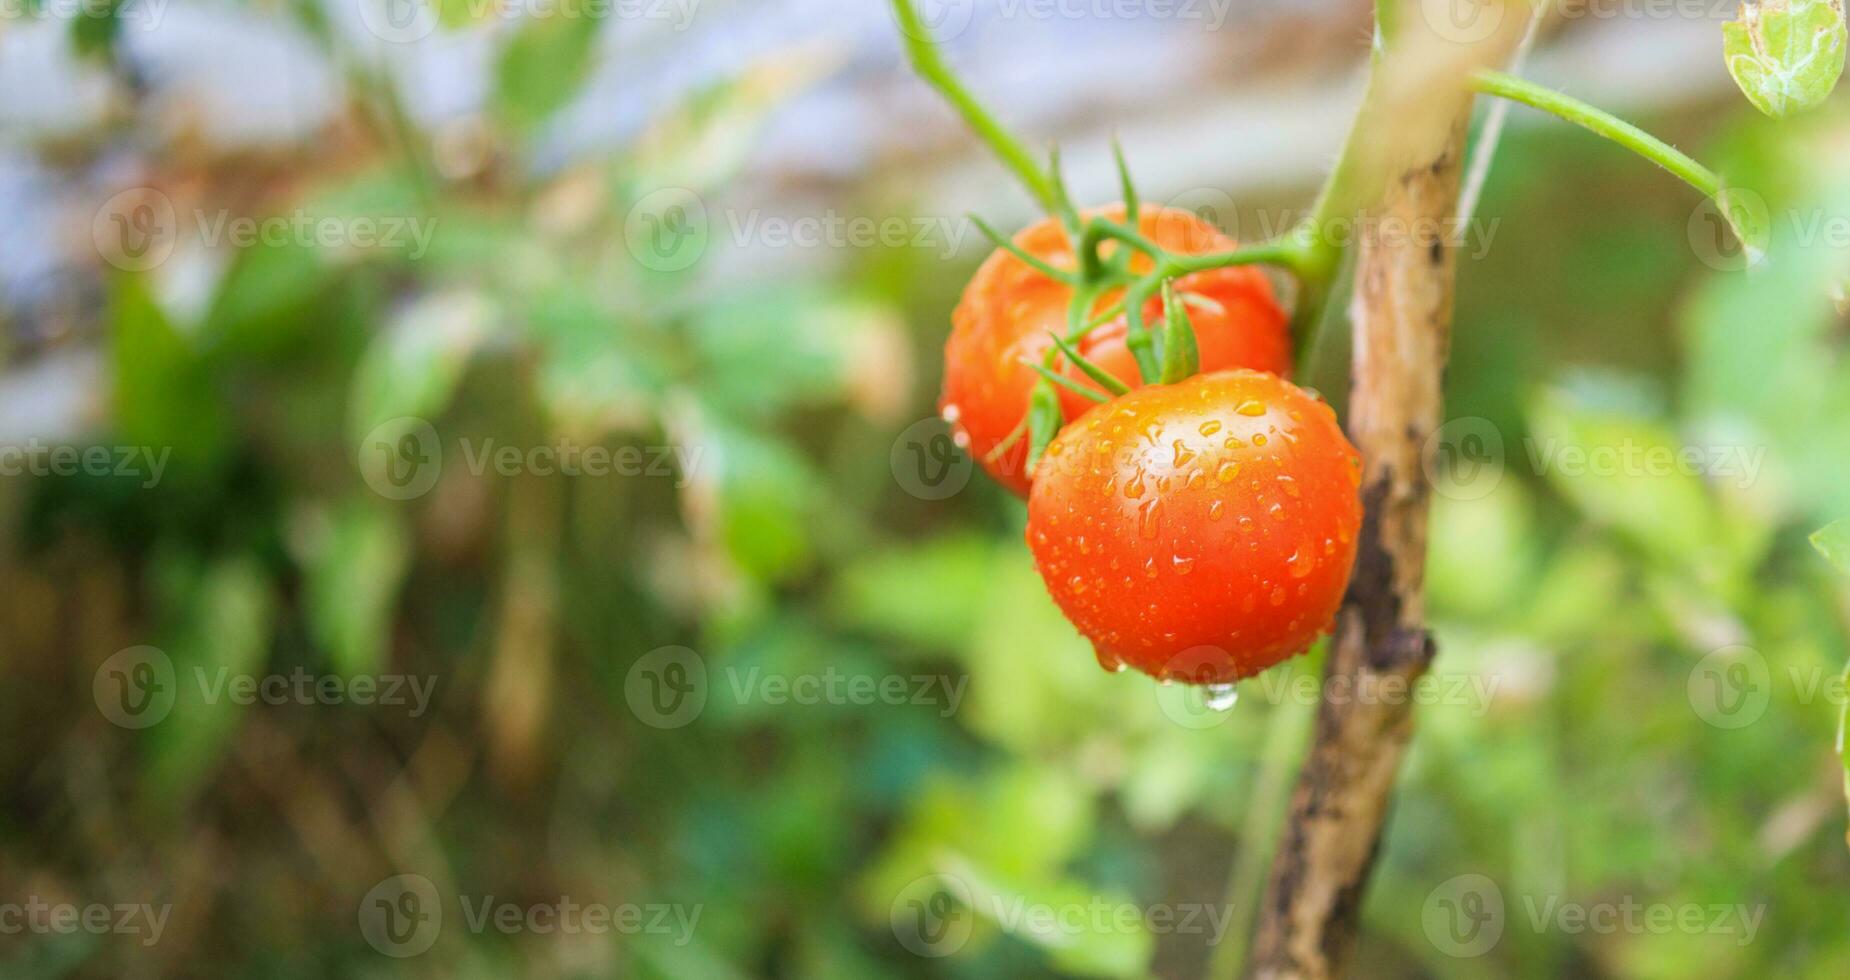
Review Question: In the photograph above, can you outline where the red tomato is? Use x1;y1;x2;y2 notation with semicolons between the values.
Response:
940;206;1291;497
1026;370;1362;684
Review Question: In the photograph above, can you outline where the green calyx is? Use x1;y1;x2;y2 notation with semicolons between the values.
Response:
1023;379;1063;474
1158;281;1201;384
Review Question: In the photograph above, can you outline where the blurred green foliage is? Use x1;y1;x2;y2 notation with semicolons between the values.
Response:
4;13;1850;980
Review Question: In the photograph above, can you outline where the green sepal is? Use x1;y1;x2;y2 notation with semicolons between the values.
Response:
1122;282;1161;385
970;213;1078;284
1724;0;1846;118
1048;332;1130;396
1024;379;1063;474
1023;359;1109;403
1047;145;1084;239
1112;138;1139;227
1158;280;1200;384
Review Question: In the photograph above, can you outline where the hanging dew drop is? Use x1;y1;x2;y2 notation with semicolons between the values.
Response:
1094;646;1127;674
1203;683;1240;712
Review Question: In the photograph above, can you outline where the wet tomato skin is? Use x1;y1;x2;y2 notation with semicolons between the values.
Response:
1025;370;1363;684
940;206;1290;497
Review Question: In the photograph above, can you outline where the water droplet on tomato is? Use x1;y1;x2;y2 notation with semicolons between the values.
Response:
1199;420;1223;437
1209;500;1226;521
1138;500;1163;539
1095;646;1126;673
1237;401;1266;417
1203;683;1239;712
1216;462;1239;484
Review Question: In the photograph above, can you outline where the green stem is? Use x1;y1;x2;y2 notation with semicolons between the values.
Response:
1468;69;1724;199
890;0;1064;215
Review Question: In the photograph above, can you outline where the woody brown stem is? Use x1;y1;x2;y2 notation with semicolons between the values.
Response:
1242;7;1527;977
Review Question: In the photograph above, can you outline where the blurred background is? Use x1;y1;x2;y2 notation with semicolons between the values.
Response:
3;0;1849;976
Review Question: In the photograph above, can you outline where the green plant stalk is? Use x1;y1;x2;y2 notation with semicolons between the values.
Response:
890;0;1065;215
1468;68;1724;198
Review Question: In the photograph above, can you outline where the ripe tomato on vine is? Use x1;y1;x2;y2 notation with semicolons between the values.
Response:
941;206;1291;496
1026;371;1362;685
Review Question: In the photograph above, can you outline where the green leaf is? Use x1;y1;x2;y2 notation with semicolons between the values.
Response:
1813;520;1850;574
1526;384;1720;571
1724;0;1847;118
293;502;411;677
142;555;274;813
943;854;1154;979
493;14;600;132
630;45;843;195
830;535;1000;655
681;417;828;583
110;276;230;471
69;0;123;59
348;291;492;440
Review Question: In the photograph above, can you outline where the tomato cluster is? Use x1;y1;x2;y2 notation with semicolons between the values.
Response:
940;204;1363;685
940;206;1291;497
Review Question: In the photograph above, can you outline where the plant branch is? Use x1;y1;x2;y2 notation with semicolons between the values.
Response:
1468;68;1724;199
890;0;1065;215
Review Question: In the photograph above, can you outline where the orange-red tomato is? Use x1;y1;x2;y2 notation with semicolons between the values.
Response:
940;206;1291;497
1026;370;1362;684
